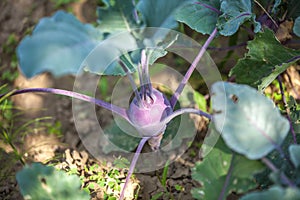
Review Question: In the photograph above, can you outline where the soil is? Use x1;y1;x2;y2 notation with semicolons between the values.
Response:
1;1;299;200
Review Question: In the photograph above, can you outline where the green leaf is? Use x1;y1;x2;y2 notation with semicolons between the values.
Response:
192;131;265;200
102;118;140;153
16;163;89;200
137;0;190;29
217;0;261;36
17;11;103;78
193;91;207;112
230;29;300;91
211;81;290;159
175;0;220;35
289;145;300;168
97;0;139;33
293;17;300;37
240;186;300;200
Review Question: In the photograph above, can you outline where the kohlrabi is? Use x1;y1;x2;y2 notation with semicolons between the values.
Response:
0;3;220;199
0;27;216;198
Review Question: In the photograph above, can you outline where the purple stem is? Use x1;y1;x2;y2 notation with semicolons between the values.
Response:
119;137;149;200
218;153;235;200
161;108;212;124
236;12;251;19
277;75;297;144
0;88;129;121
119;60;142;104
195;2;222;14
141;50;153;98
261;157;296;187
170;28;218;109
132;0;140;23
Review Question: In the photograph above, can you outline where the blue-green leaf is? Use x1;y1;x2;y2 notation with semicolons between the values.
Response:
211;81;290;159
229;29;300;91
175;0;220;35
16;163;89;200
17;11;103;78
137;0;190;29
289;145;300;168
192;129;265;200
97;0;140;33
217;0;261;36
241;186;300;200
293;17;300;37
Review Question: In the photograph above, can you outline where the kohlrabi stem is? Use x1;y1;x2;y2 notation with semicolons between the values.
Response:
170;28;218;109
119;60;142;104
119;137;150;200
0;88;129;121
218;153;235;200
141;50;153;99
277;75;297;144
261;157;296;187
162;108;212;124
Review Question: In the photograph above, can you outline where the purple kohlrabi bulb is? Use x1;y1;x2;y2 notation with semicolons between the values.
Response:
127;88;173;149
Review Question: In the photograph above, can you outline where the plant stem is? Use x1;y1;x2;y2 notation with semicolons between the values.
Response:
141;50;153;99
170;28;218;109
261;157;296;187
254;0;279;28
119;60;142;104
119;137;149;200
277;75;297;144
218;153;235;200
0;88;129;121
161;108;212;124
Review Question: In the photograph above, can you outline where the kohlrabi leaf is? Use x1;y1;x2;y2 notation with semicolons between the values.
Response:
192;130;265;200
16;163;89;200
102;118;140;153
176;0;260;36
137;0;190;29
217;0;261;36
211;81;290;159
82;31;138;76
289;145;300;168
97;0;140;33
17;11;103;78
229;29;300;91
240;186;300;200
175;0;221;35
293;17;300;37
